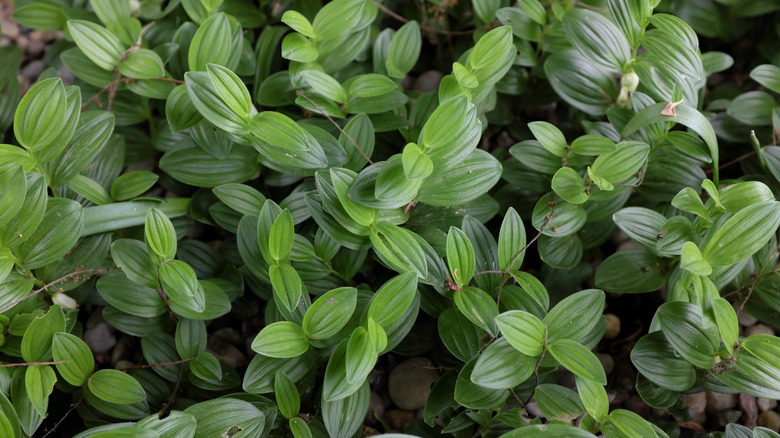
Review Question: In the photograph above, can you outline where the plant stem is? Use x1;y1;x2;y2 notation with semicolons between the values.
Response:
81;198;190;237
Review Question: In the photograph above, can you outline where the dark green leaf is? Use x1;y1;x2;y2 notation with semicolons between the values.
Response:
251;321;309;358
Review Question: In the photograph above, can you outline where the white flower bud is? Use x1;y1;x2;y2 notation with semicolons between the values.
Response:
52;292;78;309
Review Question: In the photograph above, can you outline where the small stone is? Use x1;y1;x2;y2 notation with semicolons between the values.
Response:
604;313;621;339
741;393;758;428
387;357;439;410
0;19;19;38
757;398;778;412
715;410;743;427
525;402;543;418
758;410;780;432
736;305;758;326
20;60;44;80
414;71;443;93
26;39;44;56
745;324;775;337
206;335;246;368
684;392;707;415
212;327;243;346
706;391;739;413
596;353;614;375
84;322;117;354
362;426;380;437
364;391;385;427
617;240;642;252
384;409;414;430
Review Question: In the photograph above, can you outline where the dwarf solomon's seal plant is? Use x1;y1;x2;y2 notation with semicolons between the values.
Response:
2;0;780;436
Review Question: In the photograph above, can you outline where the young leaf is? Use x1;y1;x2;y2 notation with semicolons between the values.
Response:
702;201;780;266
207;63;253;118
657;301;717;369
711;297;739;355
547;339;607;385
369;223;428;278
145;208;177;262
447;227;476;287
67;20;126;71
268;209;294;262
367;272;418;329
269;263;304;314
88;370;146;404
118;49;165;79
680;241;712;276
52;333;95;387
528;121;567;157
495;310;545;356
110;171;159;201
25;365;56;416
454;286;499;336
251;321;309;358
274;372;300;419
402;143;433;180
159;260;207;314
345;326;378;384
576;375;608;423
498;207;527;272
386;21;421;78
301;287;357;340
552;167;588;204
282;10;316;38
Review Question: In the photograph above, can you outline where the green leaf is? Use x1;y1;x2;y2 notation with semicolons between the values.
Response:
281;33;318;63
212;183;266;216
290;417;312;438
455;357;509;409
495;310;545;356
165;84;202;134
322;380;370;438
88;369;146;404
159;142;258;187
728;91;776;126
248;111;328;174
110;171;159;201
11;4;66;30
282;10;316;38
418;149;502;206
622;102;719;182
671;187;710;221
680;241;712;276
243;349;316;394
750;64;780;94
301;70;347;104
421;94;471;150
188;13;241;72
720;181;775;213
0;164;26;229
97;272;165;317
576;375;608;422
657;301;717;369
531;193;586;237
562;8;631;71
447;227;476;287
370;223;427;278
595;249;667;294
571;135;616;156
185;71;247;136
552;167;588;204
402;143;433;180
184;398;265;438
274;372;300;419
67;175;111;205
641;29;703;81
110;239;159;289
503;424;597;437
119;49;165;79
547;339;606;385
471;337;535;389
268;210;294;262
175;318;207;359
25;365;56;416
16;198;84;270
48;111;115;188
302;287;357;339
67;20;126;71
13;77;67;152
535;383;585;421
631;331;696;391
702;201;780;266
529;121;567;157
330;168;377;227
498;207;527;272
251;321;309;358
605;409;657;438
544;289;604;342
454;286;499;336
711;297;738;355
159;260;207;313
612;207;666;253
207;63;253;118
145;208;177;262
544;50;618;115
345;326;377;384
386;21;421;78
269;263;303;313
470;25;514;72
368;272;418;329
453;61;478;88
519;0;547;25
591;141;649;184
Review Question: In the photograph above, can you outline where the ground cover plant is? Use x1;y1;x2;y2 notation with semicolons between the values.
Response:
1;0;780;436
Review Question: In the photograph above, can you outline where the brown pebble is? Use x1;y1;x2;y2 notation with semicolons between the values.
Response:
362;426;380;437
206;335;247;368
684;392;707;415
364;391;385;427
740;393;758;428
758;410;780;432
758;398;778;412
745;324;775;337
603;313;621;339
384;409;414;430
706;391;739;413
0;19;19;38
387;357;439;410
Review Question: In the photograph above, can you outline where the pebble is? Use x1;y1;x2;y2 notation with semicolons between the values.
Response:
706;391;739;413
0;19;19;38
365;391;385;427
84;322;117;354
362;426;380;437
740;393;758;428
685;392;707;415
715;410;743;427
736;305;758;326
758;410;780;432
414;70;443;93
206;335;246;368
745;324;775;337
20;59;44;79
384;409;414;430
525;402;543;418
387;357;439;410
603;313;621;339
596;353;614;375
758;398;778;412
212;327;243;346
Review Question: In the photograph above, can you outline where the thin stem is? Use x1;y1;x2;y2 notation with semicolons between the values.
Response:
0;269;96;313
41;393;84;438
117;357;194;371
0;360;68;368
160;361;187;417
738;239;780;314
705;150;757;176
295;90;373;165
